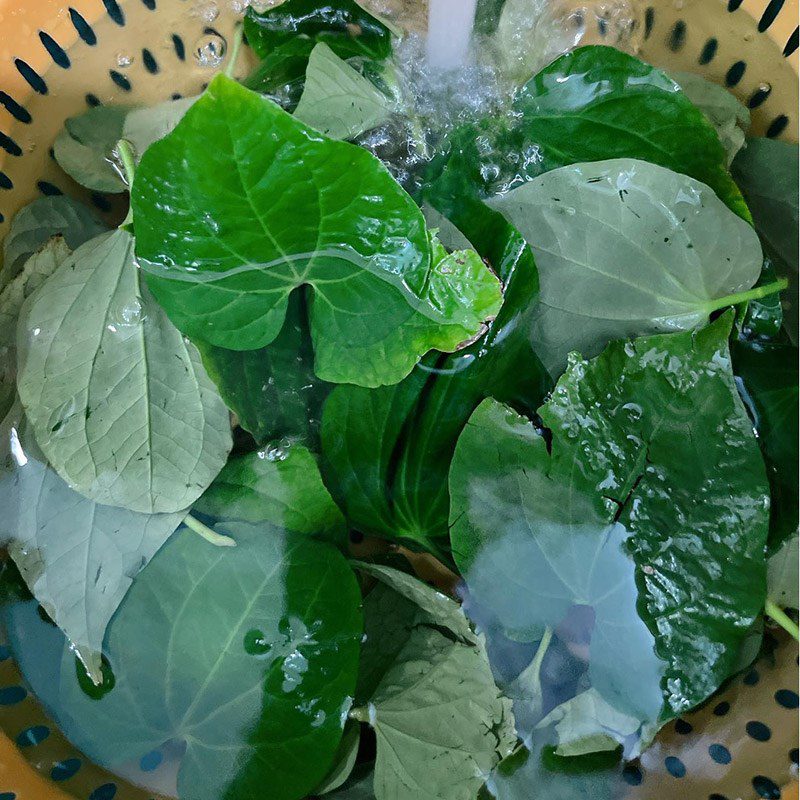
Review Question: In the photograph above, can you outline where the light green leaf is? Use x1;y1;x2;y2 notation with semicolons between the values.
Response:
16;229;232;514
53;522;363;800
450;318;770;738
768;535;799;608
503;629;552;734
122;95;198;159
353;561;475;643
54;105;131;193
194;444;346;547
315;723;362;794
294;43;393;140
536;689;641;758
0;401;183;682
488;158;763;375
0;237;71;421
671;71;750;165
1;196;106;285
364;624;516;800
133;75;502;387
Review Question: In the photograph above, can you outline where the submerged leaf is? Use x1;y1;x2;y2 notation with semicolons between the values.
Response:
53;105;131;193
294;43;393;140
450;317;770;747
133;75;501;387
16;229;232;514
0;401;183;681
55;522;363;800
194;444;346;547
489;158;762;375
1;196;106;285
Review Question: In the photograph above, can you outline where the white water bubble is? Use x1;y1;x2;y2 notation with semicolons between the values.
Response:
193;32;227;67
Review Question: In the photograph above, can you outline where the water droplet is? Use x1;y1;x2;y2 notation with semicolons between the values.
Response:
193;33;227;68
120;298;145;325
190;0;220;22
115;51;134;68
244;629;271;656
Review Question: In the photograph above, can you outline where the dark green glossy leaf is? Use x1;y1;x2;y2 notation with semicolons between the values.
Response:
242;38;317;108
55;522;363;800
450;317;770;737
733;338;798;550
194;443;347;548
322;191;548;556
244;0;392;62
133;75;500;387
197;290;330;446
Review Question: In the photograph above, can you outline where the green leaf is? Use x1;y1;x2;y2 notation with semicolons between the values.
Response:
329;772;377;799
122;95;198;159
133;75;501;387
294;43;393;140
364;623;516;800
670;71;750;166
322;195;548;555
488;158;763;376
450;318;770;731
0;237;71;421
244;0;392;62
512;47;751;220
197;289;330;446
536;689;642;758
55;522;363;800
16;229;232;514
732;137;799;339
733;338;799;549
0;401;184;682
315;722;362;794
768;535;798;609
54;105;131;193
243;38;317;108
194;444;346;547
1;196;106;285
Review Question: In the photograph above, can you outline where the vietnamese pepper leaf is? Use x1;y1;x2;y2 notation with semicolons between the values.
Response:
197;289;330;447
450;317;770;734
53;105;131;193
16;229;232;514
243;38;318;108
194;444;346;548
733;338;799;549
294;43;393;140
122;95;199;159
244;0;392;62
511;46;751;220
55;522;363;800
670;71;750;165
488;158;763;376
132;75;501;387
732;137;799;339
0;401;184;683
767;535;798;609
314;722;362;795
1;196;106;285
0;237;71;421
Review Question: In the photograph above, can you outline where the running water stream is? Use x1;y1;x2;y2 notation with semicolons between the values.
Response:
425;0;479;67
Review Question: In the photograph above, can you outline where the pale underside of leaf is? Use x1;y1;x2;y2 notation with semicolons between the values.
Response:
16;229;232;513
767;535;799;608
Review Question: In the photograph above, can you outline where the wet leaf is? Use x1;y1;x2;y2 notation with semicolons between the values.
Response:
450;317;770;741
133;75;501;387
16;229;232;514
1;196;106;285
768;535;798;609
294;43;393;140
489;158;762;376
56;522;363;800
122;95;198;158
54;105;131;193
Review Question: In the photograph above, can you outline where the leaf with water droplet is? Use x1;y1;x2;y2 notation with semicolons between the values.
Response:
132;75;502;388
16;228;232;513
488;158;763;376
54;105;133;193
449;316;770;751
52;521;362;800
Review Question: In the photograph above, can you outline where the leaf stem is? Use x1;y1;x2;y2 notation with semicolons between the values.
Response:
349;706;371;723
224;23;245;79
765;599;799;642
116;139;137;189
183;513;237;547
703;278;789;315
